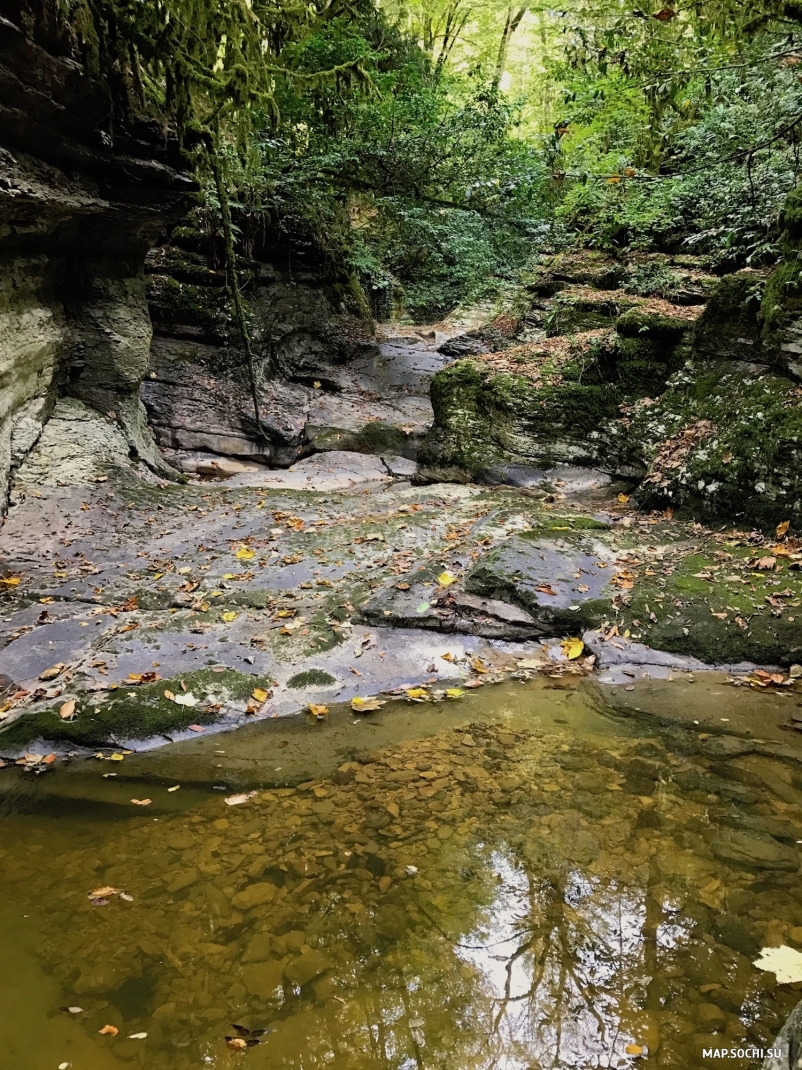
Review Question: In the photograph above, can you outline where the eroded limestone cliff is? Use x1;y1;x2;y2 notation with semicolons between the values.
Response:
0;0;193;508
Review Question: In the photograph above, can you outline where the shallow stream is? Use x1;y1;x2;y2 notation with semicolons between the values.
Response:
2;678;802;1070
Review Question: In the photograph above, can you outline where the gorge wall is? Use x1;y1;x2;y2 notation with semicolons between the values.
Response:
0;0;196;509
0;0;378;506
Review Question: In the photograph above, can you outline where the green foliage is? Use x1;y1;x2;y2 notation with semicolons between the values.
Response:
622;262;683;298
64;0;802;321
224;45;554;318
552;45;802;263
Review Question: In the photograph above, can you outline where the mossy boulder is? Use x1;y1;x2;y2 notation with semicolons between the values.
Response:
616;335;689;395
693;270;765;363
616;307;690;339
631;360;802;528
464;530;614;634
421;321;690;481
418;360;622;479
757;186;802;371
545;294;626;337
305;421;414;459
544;250;624;290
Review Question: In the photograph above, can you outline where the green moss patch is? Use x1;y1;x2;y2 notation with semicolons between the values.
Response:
286;669;338;688
419;359;622;477
0;669;257;751
613;548;802;666
616;307;690;339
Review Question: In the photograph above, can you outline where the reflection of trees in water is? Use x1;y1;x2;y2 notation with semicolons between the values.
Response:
438;847;664;1069
277;844;667;1070
285;845;662;1069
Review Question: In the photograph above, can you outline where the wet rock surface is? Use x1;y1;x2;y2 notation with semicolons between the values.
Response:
3;442;802;755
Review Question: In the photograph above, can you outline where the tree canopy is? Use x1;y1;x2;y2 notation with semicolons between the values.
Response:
64;0;802;318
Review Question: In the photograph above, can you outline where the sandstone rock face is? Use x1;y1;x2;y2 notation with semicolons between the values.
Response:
141;243;430;468
0;0;193;509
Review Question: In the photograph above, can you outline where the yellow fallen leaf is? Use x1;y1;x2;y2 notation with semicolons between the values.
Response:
0;576;20;588
754;944;802;983
59;699;76;720
445;688;464;699
98;1024;119;1036
437;571;456;586
624;1044;643;1056
777;520;791;538
235;546;255;560
470;657;488;674
39;663;64;681
252;687;270;703
163;689;175;701
405;687;429;701
89;886;121;898
109;752;124;762
351;696;386;712
560;637;584;660
221;611;238;623
617;493;630;504
308;703;329;717
440;651;456;662
173;693;198;707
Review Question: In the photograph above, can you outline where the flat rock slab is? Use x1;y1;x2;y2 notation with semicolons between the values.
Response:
226;451;392;491
477;464;613;495
263;626;544;717
359;565;543;639
464;533;614;632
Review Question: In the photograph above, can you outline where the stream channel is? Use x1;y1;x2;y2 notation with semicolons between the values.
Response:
4;331;802;1070
3;676;802;1070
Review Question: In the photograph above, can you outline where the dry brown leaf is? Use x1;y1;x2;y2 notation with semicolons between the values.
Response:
59;699;76;720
